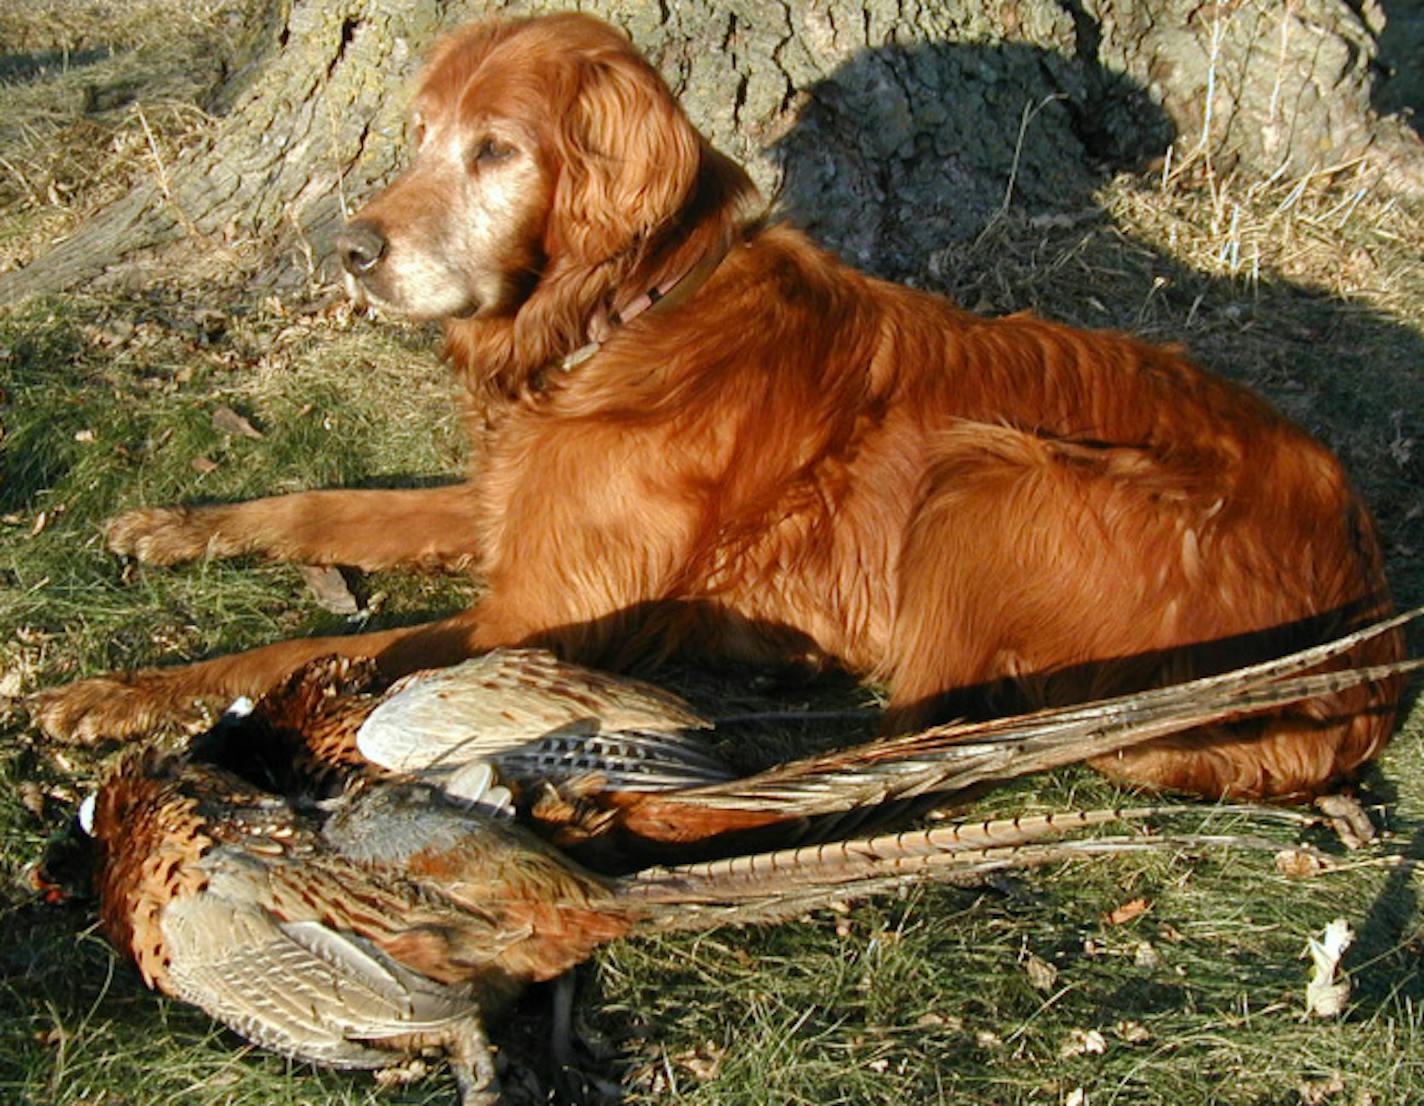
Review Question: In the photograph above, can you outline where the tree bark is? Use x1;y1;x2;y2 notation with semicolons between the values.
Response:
1090;0;1424;189
1;0;1419;305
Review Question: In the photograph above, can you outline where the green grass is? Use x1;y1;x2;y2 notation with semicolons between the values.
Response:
3;5;1424;1105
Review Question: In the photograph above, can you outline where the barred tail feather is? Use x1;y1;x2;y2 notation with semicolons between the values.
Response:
671;615;1423;820
623;805;1319;931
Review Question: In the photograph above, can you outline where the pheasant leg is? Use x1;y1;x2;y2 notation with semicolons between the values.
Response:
448;1016;501;1106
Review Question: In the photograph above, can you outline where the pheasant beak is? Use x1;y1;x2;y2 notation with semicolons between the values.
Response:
27;862;72;905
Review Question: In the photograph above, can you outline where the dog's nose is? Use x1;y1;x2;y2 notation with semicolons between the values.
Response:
336;222;387;276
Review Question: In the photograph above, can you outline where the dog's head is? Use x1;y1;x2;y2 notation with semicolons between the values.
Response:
336;14;720;326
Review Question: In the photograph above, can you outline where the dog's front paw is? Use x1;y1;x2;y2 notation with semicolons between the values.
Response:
29;673;213;743
105;507;220;565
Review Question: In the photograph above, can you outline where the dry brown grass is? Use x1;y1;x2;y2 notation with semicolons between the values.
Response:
0;0;263;274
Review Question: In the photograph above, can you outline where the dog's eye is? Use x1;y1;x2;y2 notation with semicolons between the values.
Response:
471;138;515;166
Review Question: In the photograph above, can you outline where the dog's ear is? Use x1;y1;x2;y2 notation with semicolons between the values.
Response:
549;49;702;264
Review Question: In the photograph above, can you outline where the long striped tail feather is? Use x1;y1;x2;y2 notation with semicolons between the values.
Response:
623;803;1328;931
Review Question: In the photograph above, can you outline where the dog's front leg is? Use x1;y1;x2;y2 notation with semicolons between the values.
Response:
105;484;484;572
30;611;483;742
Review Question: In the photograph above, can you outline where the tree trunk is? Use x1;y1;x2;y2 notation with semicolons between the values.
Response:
1;0;1419;304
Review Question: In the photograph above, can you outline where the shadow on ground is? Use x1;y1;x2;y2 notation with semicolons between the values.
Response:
1376;1;1424;134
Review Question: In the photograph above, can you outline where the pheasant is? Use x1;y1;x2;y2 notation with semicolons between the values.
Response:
36;747;1323;1106
195;646;734;803
198;608;1419;866
31;612;1419;1101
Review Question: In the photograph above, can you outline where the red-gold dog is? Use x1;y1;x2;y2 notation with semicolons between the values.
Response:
36;13;1401;798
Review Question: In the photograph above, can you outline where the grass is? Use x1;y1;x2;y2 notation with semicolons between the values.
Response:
0;0;267;278
3;5;1424;1106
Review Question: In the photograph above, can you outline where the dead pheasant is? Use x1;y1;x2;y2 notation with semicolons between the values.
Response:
35;748;1324;1105
200;609;1420;865
199;646;732;800
32;611;1421;1102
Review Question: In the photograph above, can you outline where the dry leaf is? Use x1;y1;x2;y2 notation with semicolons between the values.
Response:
30;510;48;536
17;781;47;819
1133;941;1161;969
1065;1090;1088;1106
915;1011;964;1030
191;456;219;475
1024;952;1059;992
1114;1020;1151;1043
212;404;263;439
1314;794;1376;850
1305;917;1354;1018
675;1041;725;1081
298;564;361;615
1275;848;1328;878
1059;1028;1107;1059
974;1029;1003;1050
1297;1072;1346;1105
1105;897;1150;925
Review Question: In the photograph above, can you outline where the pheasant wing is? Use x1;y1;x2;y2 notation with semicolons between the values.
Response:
356;649;730;789
160;886;477;1069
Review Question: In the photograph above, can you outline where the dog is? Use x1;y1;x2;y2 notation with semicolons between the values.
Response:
35;12;1401;799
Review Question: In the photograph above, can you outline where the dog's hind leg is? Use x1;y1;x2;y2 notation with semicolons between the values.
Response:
883;422;1399;798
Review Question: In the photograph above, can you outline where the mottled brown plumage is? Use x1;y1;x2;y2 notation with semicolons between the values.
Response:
54;750;1315;1104
230;647;725;798
39;614;1418;1101
219;615;1419;867
80;750;619;1103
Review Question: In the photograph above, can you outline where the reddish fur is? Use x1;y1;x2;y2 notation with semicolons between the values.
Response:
37;13;1401;798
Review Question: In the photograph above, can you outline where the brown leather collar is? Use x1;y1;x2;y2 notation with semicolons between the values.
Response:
557;242;731;372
